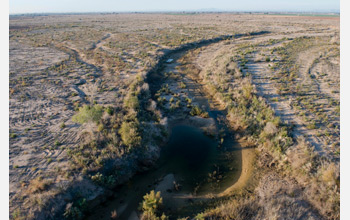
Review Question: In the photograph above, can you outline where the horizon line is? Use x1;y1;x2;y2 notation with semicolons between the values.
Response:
9;10;340;16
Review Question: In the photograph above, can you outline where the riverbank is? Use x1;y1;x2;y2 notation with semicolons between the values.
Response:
86;37;259;219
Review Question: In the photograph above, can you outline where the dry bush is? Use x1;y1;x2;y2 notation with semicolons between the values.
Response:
202;197;259;220
286;137;316;175
85;81;99;104
305;174;339;219
286;137;339;219
264;122;278;135
79;122;98;143
249;173;322;220
27;177;51;194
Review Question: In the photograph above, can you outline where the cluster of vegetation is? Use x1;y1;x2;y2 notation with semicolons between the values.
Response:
57;63;169;218
119;120;142;149
72;104;103;124
63;198;87;220
139;190;168;220
190;105;209;118
90;172;116;188
154;84;182;113
262;37;287;46
27;176;51;194
228;82;293;155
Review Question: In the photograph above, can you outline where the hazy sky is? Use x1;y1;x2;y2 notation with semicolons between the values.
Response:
10;0;340;14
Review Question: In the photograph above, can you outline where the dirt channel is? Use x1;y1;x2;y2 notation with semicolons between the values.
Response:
86;44;255;220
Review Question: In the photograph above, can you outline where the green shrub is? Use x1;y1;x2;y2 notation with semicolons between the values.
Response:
64;206;83;220
139;190;168;220
141;212;168;220
105;106;114;115
179;82;186;89
190;105;209;118
335;105;340;113
242;83;253;99
140;190;162;213
307;121;317;129
11;209;22;220
63;198;87;220
60;122;66;129
91;172;116;188
54;140;61;146
97;124;104;132
124;94;140;110
119;121;141;149
72;104;103;124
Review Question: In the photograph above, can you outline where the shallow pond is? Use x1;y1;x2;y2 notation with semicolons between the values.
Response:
87;123;243;219
160;124;242;194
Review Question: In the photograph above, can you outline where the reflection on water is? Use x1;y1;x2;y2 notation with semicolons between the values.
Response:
87;124;242;219
159;125;218;190
159;125;241;194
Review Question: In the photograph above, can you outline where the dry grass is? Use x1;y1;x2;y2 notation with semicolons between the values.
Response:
27;177;51;194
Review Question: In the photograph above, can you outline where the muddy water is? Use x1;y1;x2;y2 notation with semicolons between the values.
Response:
159;125;219;191
87;123;243;220
159;124;242;195
87;48;252;220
